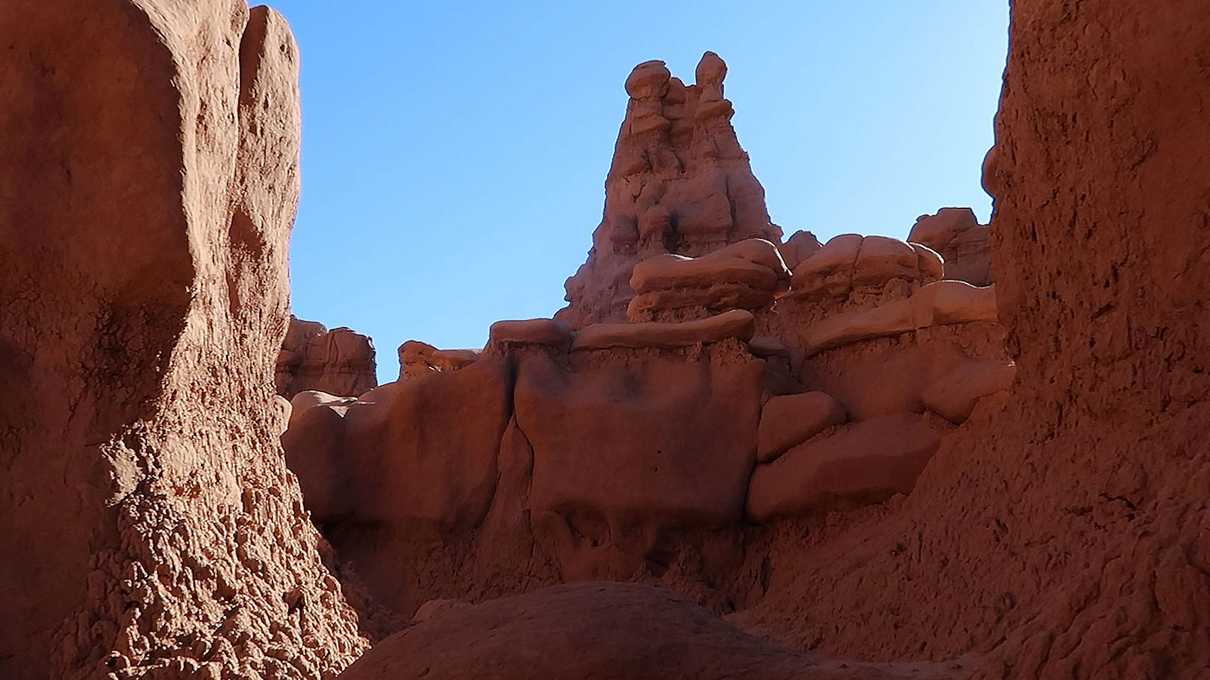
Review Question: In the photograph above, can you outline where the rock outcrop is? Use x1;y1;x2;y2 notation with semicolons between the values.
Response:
0;2;366;678
11;2;1209;677
396;340;479;380
748;413;942;521
556;52;782;328
907;207;992;286
277;54;1015;649
627;239;791;321
276;315;378;398
789;234;944;300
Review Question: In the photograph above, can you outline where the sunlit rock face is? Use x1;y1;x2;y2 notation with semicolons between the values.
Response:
0;2;367;677
275;315;378;398
556;51;783;329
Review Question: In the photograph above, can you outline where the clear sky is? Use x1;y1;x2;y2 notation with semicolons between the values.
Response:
269;1;1010;383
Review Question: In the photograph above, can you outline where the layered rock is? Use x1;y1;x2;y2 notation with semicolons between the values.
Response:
907;207;992;285
275;315;378;398
799;280;999;355
748;414;942;521
789;234;944;301
283;326;766;624
0;2;366;678
557;52;782;328
626;238;791;321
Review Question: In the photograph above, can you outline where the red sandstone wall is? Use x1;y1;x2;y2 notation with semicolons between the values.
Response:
0;3;366;678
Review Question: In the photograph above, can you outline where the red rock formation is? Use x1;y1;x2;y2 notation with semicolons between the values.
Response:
8;1;1203;676
396;340;478;380
627;239;791;321
277;55;1014;656
0;2;366;678
276;315;378;398
727;4;1210;679
908;207;992;285
305;4;1210;671
557;52;782;328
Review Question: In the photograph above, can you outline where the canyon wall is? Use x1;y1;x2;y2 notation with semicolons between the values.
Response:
0;2;366;678
728;3;1210;678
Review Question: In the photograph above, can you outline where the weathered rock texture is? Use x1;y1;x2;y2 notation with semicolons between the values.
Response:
728;4;1210;679
0;2;366;678
276;315;377;398
556;52;782;328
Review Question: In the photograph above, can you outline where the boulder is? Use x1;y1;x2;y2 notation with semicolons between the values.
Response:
362;358;513;530
852;235;919;286
790;233;862;297
757;392;848;463
791;234;942;299
907;207;977;249
626;239;789;320
912;242;945;281
922;360;1017;423
907;208;991;286
631;253;780;294
747;414;942;521
282;400;351;521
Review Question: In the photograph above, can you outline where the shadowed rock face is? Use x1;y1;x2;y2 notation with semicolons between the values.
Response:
556;52;782;329
338;583;962;680
0;2;366;678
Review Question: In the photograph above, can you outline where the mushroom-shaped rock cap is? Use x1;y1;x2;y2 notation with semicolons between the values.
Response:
625;60;672;98
695;51;727;85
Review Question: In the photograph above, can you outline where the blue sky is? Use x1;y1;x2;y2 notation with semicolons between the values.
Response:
269;1;1010;383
